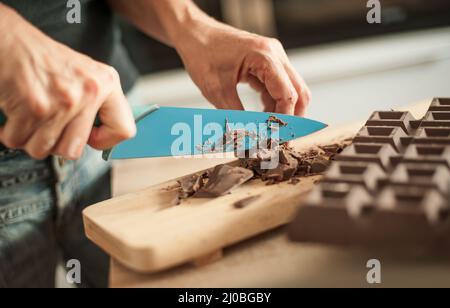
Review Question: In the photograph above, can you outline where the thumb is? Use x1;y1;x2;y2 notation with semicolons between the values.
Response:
88;88;136;150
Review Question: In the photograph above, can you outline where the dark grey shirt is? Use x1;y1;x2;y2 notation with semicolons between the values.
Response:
1;0;138;92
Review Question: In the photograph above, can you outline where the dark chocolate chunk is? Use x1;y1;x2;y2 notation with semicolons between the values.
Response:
177;172;208;199
267;115;288;127
195;165;254;198
241;141;351;184
310;156;331;174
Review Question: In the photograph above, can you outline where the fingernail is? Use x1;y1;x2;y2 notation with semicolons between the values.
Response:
68;138;82;160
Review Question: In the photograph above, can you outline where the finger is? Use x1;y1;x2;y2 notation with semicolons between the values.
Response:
246;75;265;93
0;112;37;149
221;81;244;110
261;90;276;113
24;112;71;160
53;106;98;160
284;64;311;117
246;75;275;112
250;56;298;115
88;88;136;150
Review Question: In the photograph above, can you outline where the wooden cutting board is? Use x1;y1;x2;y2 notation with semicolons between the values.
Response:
83;100;430;273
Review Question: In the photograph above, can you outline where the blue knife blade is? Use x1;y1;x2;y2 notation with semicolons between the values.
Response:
105;105;327;160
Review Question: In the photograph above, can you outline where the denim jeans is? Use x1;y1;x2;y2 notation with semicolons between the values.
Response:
0;145;112;288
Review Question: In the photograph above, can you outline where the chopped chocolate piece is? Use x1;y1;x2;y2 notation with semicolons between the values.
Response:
257;148;275;161
296;164;312;177
195;165;254;198
280;149;299;167
233;196;260;209
240;141;351;185
267;115;288;127
310;156;332;174
175;139;352;205
264;164;297;183
177;172;208;200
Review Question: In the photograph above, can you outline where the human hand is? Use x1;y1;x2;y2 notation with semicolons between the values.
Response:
0;4;136;160
175;19;311;116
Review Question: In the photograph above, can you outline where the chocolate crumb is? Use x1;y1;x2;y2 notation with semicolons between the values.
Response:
234;196;260;209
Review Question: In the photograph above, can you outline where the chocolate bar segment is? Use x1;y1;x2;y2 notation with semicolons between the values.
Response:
402;144;450;168
365;111;415;134
322;162;385;191
335;143;397;170
387;163;450;194
288;98;450;250
413;128;450;145
354;126;408;152
428;98;450;112
421;111;450;127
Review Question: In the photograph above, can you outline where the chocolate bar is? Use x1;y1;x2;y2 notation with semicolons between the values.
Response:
288;98;450;249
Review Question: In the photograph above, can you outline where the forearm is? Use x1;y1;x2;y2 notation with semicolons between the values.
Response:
107;0;215;48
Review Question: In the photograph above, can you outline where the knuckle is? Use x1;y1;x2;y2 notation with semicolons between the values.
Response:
59;89;78;109
280;93;297;106
250;53;274;77
253;37;282;53
269;38;283;49
28;99;51;119
84;77;100;100
291;90;300;103
303;88;312;104
117;123;137;141
253;37;272;53
103;65;120;83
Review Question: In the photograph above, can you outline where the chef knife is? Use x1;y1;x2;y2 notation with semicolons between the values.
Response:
0;105;327;160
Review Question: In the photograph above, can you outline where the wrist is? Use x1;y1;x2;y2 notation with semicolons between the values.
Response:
175;17;232;63
0;4;20;56
155;1;219;52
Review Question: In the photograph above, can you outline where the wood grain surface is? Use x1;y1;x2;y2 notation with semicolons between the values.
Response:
88;100;434;284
